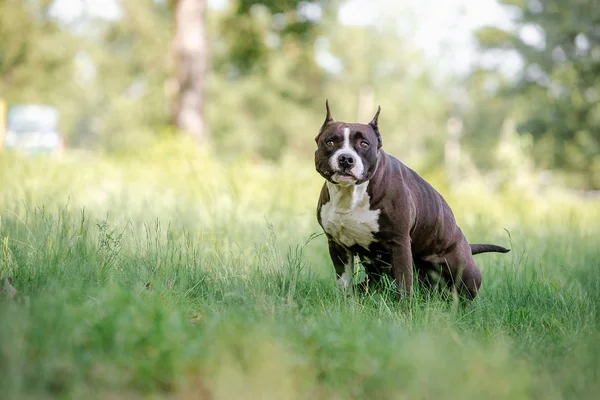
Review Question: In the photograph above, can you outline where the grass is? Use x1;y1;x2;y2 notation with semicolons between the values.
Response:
1;140;600;399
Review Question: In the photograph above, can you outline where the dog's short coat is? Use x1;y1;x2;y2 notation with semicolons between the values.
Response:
314;101;509;300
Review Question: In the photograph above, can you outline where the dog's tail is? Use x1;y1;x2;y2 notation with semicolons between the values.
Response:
470;244;510;255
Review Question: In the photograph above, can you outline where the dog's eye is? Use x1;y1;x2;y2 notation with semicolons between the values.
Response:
326;140;334;147
360;141;369;149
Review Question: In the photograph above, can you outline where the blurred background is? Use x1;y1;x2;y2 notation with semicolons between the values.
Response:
0;0;598;190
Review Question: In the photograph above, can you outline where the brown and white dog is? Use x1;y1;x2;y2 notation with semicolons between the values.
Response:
315;101;509;300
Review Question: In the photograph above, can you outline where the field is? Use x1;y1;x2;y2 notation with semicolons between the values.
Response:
1;141;600;399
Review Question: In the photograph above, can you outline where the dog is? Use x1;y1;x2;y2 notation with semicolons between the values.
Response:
314;101;509;300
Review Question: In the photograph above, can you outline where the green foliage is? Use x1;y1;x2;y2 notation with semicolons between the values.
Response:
0;0;82;140
0;0;454;169
206;1;333;159
323;23;452;165
207;4;452;164
0;1;75;95
0;0;455;165
475;0;600;188
476;26;514;49
0;0;173;150
221;0;333;74
83;0;173;150
1;151;600;398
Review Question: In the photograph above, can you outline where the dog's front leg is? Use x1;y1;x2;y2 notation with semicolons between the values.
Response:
327;238;354;291
388;238;414;298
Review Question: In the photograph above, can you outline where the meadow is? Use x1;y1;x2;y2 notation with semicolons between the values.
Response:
1;140;599;399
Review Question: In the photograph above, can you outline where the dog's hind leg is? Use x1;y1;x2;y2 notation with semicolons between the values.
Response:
414;259;441;294
459;261;482;300
438;241;483;301
446;261;481;301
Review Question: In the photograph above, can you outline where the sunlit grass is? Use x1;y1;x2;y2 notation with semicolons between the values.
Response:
1;141;599;399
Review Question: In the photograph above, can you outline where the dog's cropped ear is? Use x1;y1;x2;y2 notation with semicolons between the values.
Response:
369;105;382;149
323;99;334;127
315;100;334;143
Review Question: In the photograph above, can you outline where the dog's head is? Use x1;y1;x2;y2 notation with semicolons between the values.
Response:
314;100;382;185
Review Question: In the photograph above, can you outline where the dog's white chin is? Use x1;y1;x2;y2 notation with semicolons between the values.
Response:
332;173;358;185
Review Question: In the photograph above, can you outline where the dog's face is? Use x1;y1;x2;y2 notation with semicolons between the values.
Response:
314;101;382;185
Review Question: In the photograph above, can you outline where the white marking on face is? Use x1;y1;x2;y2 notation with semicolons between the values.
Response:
320;181;380;249
337;254;354;291
329;127;364;183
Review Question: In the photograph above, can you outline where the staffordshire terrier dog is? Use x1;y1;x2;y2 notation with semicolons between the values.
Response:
315;101;509;300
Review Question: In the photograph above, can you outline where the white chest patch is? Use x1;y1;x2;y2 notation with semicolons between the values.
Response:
320;181;380;249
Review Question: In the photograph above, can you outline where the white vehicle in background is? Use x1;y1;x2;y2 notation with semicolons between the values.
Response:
2;103;65;155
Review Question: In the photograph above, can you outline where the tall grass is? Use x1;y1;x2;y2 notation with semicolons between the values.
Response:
1;141;599;399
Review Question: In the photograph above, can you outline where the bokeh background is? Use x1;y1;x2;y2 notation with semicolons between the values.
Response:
1;0;598;190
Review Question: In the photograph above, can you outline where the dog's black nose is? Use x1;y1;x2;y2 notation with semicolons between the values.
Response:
338;154;355;169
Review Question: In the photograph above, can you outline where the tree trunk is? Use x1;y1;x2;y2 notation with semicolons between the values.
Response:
171;0;206;141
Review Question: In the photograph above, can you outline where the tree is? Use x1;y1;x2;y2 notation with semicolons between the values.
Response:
0;0;90;150
170;0;207;141
204;0;335;158
169;0;332;143
0;1;78;106
475;0;600;188
83;0;172;150
320;13;453;171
